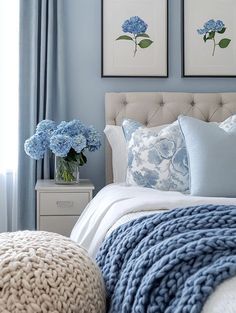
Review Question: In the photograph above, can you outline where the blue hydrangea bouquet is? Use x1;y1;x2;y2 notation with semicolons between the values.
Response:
24;119;101;184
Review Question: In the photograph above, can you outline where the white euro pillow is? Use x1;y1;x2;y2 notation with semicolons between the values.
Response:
104;125;127;183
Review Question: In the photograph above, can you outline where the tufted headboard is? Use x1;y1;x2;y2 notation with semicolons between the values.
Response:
105;92;236;184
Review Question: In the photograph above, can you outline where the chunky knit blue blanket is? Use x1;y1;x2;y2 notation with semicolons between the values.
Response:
96;205;236;313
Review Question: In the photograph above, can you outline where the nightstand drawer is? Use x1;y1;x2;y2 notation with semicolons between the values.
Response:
39;192;90;215
39;215;79;237
36;179;94;236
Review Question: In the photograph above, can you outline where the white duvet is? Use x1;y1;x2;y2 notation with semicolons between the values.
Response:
71;183;236;257
70;184;236;313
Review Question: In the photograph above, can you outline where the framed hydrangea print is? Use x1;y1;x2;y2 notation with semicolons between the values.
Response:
102;0;168;77
183;0;236;77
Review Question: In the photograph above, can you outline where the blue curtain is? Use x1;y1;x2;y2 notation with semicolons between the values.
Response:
18;0;67;229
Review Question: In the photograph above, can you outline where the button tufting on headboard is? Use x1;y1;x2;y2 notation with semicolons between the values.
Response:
105;92;236;184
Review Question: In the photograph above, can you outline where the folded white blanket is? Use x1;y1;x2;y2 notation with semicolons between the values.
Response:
70;183;236;258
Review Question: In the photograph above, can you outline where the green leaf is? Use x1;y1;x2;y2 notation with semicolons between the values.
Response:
218;27;226;34
116;35;133;41
208;31;215;39
138;39;153;48
219;38;231;48
136;33;150;38
204;31;215;42
81;153;87;164
77;152;87;166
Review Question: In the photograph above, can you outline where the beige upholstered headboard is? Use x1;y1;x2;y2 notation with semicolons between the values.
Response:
105;92;236;184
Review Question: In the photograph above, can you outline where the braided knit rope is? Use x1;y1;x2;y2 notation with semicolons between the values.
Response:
96;204;236;313
0;231;106;313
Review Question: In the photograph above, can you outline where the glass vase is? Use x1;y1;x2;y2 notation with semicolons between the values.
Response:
54;155;79;184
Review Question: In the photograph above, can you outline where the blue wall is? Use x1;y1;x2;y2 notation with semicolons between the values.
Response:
63;0;236;193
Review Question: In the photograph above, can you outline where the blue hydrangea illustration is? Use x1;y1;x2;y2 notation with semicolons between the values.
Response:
116;16;153;57
197;19;231;56
122;16;148;35
197;19;225;34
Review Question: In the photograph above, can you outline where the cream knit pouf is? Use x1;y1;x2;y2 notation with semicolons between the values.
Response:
0;231;106;313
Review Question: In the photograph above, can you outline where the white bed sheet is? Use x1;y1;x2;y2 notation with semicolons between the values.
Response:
70;183;236;313
70;183;236;257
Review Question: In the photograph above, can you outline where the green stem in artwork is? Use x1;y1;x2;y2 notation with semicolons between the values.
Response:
133;35;138;57
212;38;217;56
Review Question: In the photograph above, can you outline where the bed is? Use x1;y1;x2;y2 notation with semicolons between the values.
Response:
71;92;236;313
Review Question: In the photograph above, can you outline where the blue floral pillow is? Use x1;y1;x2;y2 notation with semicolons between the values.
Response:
122;119;143;141
122;119;189;192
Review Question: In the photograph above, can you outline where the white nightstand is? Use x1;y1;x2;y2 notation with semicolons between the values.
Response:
35;179;94;237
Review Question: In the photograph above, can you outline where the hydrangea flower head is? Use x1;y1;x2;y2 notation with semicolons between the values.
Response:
49;134;72;157
215;20;225;31
24;132;48;160
53;121;67;135
204;19;216;31
63;120;86;136
85;126;102;152
197;19;225;35
197;28;207;35
72;134;87;153
122;16;148;35
36;119;57;137
53;120;86;137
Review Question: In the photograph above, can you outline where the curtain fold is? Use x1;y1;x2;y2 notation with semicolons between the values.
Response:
18;0;67;230
0;173;18;232
0;0;19;233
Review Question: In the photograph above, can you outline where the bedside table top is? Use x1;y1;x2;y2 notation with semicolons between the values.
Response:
35;179;94;191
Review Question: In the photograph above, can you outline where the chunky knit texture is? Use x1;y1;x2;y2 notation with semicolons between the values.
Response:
0;231;106;313
96;205;236;313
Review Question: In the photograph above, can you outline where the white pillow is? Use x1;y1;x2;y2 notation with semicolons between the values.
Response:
104;123;169;183
104;125;127;183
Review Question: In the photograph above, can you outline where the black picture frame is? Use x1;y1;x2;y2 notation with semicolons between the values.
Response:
182;0;236;78
101;0;169;78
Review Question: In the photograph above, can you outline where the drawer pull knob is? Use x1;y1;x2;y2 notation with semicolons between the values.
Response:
56;201;74;208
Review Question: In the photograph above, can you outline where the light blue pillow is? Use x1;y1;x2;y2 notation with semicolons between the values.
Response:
179;115;236;197
122;119;189;192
